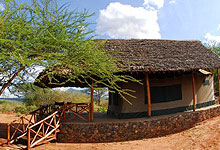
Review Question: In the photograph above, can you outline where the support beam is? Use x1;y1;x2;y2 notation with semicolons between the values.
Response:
192;72;197;111
27;128;30;150
146;72;151;117
7;123;10;145
218;68;220;104
90;80;94;122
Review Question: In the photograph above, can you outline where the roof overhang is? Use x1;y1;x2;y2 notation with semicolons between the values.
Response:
199;69;212;75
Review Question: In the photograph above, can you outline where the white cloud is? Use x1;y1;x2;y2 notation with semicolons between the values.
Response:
53;87;68;91
0;3;5;11
204;33;220;46
169;0;176;4
204;25;220;46
0;88;17;98
96;2;162;39
143;0;164;10
218;24;220;31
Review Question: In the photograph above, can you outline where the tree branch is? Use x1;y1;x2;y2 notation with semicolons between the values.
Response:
0;66;25;96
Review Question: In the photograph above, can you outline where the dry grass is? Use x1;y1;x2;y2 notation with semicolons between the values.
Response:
0;100;22;113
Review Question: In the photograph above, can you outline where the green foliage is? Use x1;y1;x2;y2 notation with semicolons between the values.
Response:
10;83;41;97
0;0;98;95
97;105;108;113
15;104;37;114
0;100;7;104
16;112;21;117
205;43;220;97
0;0;140;104
212;47;220;55
82;88;108;105
23;89;90;107
0;100;22;113
0;99;36;114
0;90;109;114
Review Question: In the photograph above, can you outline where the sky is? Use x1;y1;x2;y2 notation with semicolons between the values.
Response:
55;0;220;43
1;0;220;98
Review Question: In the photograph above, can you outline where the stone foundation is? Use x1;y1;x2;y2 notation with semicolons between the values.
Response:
58;105;220;143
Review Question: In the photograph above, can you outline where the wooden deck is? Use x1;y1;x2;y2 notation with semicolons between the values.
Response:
63;104;219;124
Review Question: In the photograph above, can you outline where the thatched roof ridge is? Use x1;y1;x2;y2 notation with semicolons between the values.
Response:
101;39;220;72
34;39;220;88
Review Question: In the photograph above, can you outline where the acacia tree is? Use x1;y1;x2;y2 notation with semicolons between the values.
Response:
82;88;107;105
0;0;138;103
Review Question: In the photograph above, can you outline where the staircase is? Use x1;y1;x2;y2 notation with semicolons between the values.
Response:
7;104;65;150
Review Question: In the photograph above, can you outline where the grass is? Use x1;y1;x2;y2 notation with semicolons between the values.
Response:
0;100;37;116
0;100;22;113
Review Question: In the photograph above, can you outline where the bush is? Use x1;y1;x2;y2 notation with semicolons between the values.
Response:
0;100;7;104
23;89;90;107
0;100;37;114
0;101;22;113
16;112;22;117
15;104;37;114
0;103;13;113
97;105;108;113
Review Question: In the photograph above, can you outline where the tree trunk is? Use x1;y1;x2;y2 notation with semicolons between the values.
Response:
97;97;101;106
0;66;25;96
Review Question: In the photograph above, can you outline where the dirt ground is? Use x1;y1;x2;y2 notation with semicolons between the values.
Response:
1;113;220;150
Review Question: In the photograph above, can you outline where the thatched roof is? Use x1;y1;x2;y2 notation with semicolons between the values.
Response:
103;39;220;72
34;39;220;88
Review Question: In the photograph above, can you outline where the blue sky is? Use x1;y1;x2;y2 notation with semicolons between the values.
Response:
57;0;220;42
6;0;220;41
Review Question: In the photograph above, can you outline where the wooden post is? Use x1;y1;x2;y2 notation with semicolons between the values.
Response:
27;128;31;150
218;68;220;104
42;122;45;136
146;72;151;117
54;115;57;140
34;113;36;123
192;72;197;111
63;105;66;122
21;116;25;132
90;80;94;122
7;123;10;145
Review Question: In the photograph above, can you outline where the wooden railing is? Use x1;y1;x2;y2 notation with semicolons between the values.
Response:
64;103;91;122
27;110;64;149
7;102;91;149
7;112;37;145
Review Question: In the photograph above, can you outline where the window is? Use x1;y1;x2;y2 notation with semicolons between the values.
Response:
203;79;210;86
145;84;182;104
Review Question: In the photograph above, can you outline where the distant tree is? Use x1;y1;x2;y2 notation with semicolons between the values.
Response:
83;88;107;105
203;38;220;54
204;40;220;97
0;0;138;104
9;83;40;97
95;88;108;105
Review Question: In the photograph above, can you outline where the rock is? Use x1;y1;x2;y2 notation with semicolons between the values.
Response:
58;106;220;143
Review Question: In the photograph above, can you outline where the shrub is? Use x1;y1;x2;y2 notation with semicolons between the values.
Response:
97;105;108;113
23;89;90;107
0;100;37;114
0;103;13;113
0;101;22;113
16;112;22;117
0;100;7;104
15;104;37;114
15;105;28;114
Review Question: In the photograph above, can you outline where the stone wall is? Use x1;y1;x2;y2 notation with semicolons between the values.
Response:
58;105;220;143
